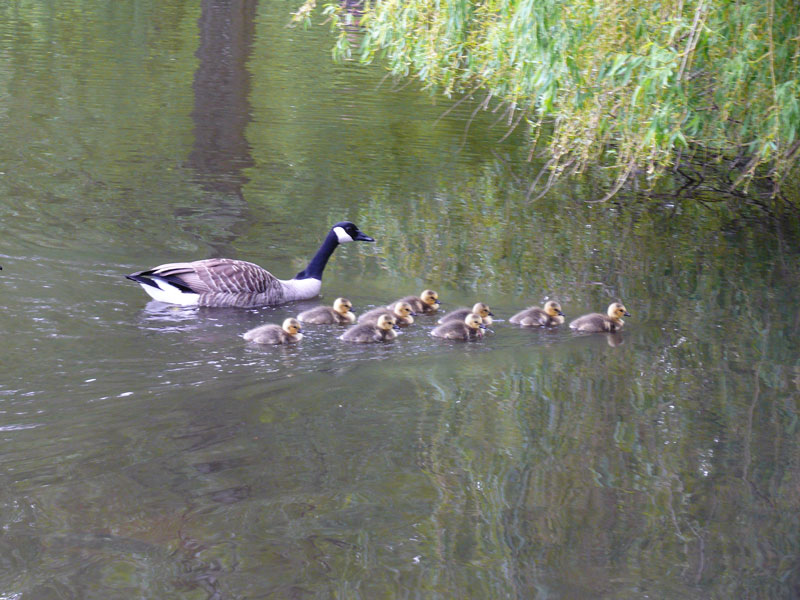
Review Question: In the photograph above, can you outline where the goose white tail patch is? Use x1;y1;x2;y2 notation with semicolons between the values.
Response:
138;278;200;306
333;226;354;243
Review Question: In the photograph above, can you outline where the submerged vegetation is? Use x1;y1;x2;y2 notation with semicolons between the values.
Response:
294;0;800;203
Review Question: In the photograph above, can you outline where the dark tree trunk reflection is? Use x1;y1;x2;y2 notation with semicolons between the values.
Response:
186;0;258;251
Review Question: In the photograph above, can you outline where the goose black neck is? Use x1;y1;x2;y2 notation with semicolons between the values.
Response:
294;230;338;280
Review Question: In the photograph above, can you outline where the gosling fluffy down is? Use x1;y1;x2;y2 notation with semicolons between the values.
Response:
388;289;441;314
569;302;630;333
243;317;303;344
358;301;416;327
341;314;400;343
510;300;565;328
431;313;486;340
297;297;356;325
438;302;493;326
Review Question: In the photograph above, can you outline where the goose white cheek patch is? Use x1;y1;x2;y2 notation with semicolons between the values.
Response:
333;226;354;243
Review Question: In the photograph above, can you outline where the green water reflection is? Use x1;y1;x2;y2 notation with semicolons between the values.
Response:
1;1;799;599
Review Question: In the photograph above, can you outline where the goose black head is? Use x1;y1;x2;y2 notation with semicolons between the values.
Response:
332;221;375;243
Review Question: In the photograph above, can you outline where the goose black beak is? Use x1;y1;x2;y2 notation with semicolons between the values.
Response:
354;232;375;242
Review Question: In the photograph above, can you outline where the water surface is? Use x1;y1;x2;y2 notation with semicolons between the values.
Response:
1;1;799;598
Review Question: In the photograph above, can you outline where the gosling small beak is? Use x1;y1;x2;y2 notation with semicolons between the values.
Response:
557;310;564;316
354;231;375;242
410;311;418;317
488;311;494;316
624;311;631;317
435;299;441;305
393;324;401;331
479;324;488;329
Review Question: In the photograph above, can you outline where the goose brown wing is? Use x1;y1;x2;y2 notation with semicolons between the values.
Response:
150;258;280;294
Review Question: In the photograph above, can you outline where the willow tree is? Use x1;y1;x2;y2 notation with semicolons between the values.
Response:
294;0;800;201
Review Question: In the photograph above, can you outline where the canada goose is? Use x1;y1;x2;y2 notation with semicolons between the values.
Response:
569;302;630;333
243;317;303;344
431;312;486;340
126;221;374;307
297;297;356;325
388;289;441;314
438;302;493;326
358;301;416;327
510;300;565;327
340;314;400;343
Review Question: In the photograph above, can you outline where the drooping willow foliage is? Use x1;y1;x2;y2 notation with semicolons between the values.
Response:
293;0;800;201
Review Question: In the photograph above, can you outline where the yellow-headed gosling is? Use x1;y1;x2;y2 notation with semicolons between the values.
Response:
388;289;441;314
358;301;416;327
341;314;400;343
297;297;356;325
569;302;630;333
438;302;493;326
510;300;565;327
430;312;486;340
243;317;303;344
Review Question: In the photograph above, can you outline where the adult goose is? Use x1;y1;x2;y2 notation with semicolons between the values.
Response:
126;221;374;307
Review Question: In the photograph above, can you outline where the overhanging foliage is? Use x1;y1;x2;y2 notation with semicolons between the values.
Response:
294;0;800;201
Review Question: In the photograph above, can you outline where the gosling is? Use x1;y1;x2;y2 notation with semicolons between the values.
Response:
341;314;400;343
431;312;486;340
510;300;565;328
243;317;303;344
297;297;356;325
358;301;416;327
569;302;630;333
388;289;441;314
438;302;493;326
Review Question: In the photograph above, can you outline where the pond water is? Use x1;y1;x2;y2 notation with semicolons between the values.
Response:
1;1;799;599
